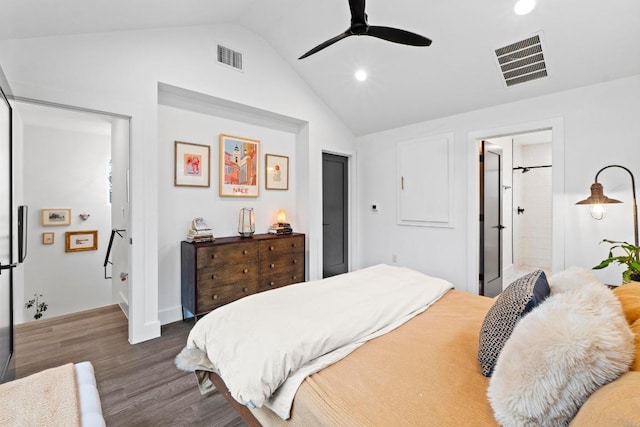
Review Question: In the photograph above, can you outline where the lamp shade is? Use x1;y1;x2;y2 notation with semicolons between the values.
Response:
276;209;287;223
575;183;622;205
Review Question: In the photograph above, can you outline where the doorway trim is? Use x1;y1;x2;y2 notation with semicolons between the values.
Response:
321;148;357;274
9;95;136;336
467;118;565;295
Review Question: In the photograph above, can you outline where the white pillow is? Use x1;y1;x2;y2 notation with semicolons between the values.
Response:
488;268;635;426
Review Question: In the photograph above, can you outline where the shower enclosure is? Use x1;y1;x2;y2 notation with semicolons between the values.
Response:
511;141;552;275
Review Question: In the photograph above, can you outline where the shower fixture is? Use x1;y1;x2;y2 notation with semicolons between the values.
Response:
513;165;551;174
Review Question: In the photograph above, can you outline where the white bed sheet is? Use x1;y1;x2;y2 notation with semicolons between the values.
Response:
184;264;454;419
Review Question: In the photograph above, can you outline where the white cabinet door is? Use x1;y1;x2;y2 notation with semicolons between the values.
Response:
397;133;454;227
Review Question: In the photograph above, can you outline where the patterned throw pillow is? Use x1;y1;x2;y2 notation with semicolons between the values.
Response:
477;270;550;377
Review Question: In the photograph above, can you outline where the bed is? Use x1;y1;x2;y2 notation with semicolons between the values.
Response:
176;264;640;426
0;361;105;427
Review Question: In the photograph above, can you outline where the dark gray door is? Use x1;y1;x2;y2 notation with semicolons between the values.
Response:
480;141;503;297
322;153;348;278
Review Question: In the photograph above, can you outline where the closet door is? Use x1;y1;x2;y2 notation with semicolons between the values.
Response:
397;133;454;228
322;153;348;278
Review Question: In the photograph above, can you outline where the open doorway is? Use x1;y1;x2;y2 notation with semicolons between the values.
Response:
12;100;130;323
480;130;553;294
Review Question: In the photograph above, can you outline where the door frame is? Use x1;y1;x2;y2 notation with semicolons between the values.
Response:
466;118;565;295
10;96;133;331
321;148;357;275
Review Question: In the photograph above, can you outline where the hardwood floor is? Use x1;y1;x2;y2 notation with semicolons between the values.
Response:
15;305;246;427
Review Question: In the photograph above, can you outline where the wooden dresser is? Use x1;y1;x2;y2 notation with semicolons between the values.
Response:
181;233;305;319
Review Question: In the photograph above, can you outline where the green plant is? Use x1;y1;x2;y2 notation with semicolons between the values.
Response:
25;293;48;320
593;239;640;283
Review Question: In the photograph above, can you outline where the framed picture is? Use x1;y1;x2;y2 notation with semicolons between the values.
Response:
65;230;98;252
265;154;289;190
41;208;71;226
42;232;55;245
174;141;211;187
219;134;260;197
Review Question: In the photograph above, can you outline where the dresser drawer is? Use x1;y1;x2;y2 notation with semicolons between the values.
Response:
197;281;257;312
197;262;258;287
259;235;304;258
259;255;303;276
197;243;257;266
258;265;305;292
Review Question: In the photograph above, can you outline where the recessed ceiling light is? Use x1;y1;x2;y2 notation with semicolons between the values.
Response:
355;69;368;81
514;0;536;15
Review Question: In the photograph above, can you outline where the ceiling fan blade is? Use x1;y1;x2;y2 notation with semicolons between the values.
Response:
298;31;351;59
366;26;432;46
349;0;367;26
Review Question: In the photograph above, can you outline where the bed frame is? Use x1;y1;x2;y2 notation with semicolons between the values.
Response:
209;371;262;427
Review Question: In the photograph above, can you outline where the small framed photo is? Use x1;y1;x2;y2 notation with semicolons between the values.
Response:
42;232;55;245
265;154;289;190
41;209;71;226
65;230;98;252
174;141;211;187
219;134;260;197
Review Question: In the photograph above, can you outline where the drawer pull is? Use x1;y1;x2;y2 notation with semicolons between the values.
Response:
212;294;218;300
269;246;275;251
243;268;249;274
269;281;275;287
211;274;217;280
211;254;217;259
291;243;296;247
270;263;275;268
243;287;249;292
292;276;297;280
292;259;297;264
243;250;248;255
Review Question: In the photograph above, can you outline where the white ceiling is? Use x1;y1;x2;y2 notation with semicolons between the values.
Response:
2;0;640;136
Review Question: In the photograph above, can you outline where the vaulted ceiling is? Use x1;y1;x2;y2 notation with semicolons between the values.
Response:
2;0;640;135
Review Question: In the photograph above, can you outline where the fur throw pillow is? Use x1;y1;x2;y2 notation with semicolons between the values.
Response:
488;268;635;426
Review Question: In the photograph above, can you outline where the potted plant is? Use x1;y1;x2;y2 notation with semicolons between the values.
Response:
593;239;640;283
25;293;48;320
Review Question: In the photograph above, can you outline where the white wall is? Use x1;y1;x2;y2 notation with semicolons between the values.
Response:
10;103;24;324
0;24;355;339
110;117;130;313
357;74;640;290
22;125;111;321
157;103;299;323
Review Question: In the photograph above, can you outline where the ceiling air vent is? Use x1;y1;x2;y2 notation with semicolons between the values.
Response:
217;44;243;71
494;33;547;87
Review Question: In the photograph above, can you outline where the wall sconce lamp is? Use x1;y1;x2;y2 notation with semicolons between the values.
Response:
575;164;638;246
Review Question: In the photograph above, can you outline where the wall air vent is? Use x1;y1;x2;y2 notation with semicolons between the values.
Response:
494;33;548;87
217;44;244;71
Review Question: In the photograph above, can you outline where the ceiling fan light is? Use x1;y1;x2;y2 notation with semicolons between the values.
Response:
514;0;536;15
355;69;368;81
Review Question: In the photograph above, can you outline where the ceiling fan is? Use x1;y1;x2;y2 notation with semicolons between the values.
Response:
298;0;432;60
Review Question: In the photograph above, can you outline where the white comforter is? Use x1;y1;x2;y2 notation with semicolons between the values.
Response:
184;264;453;419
